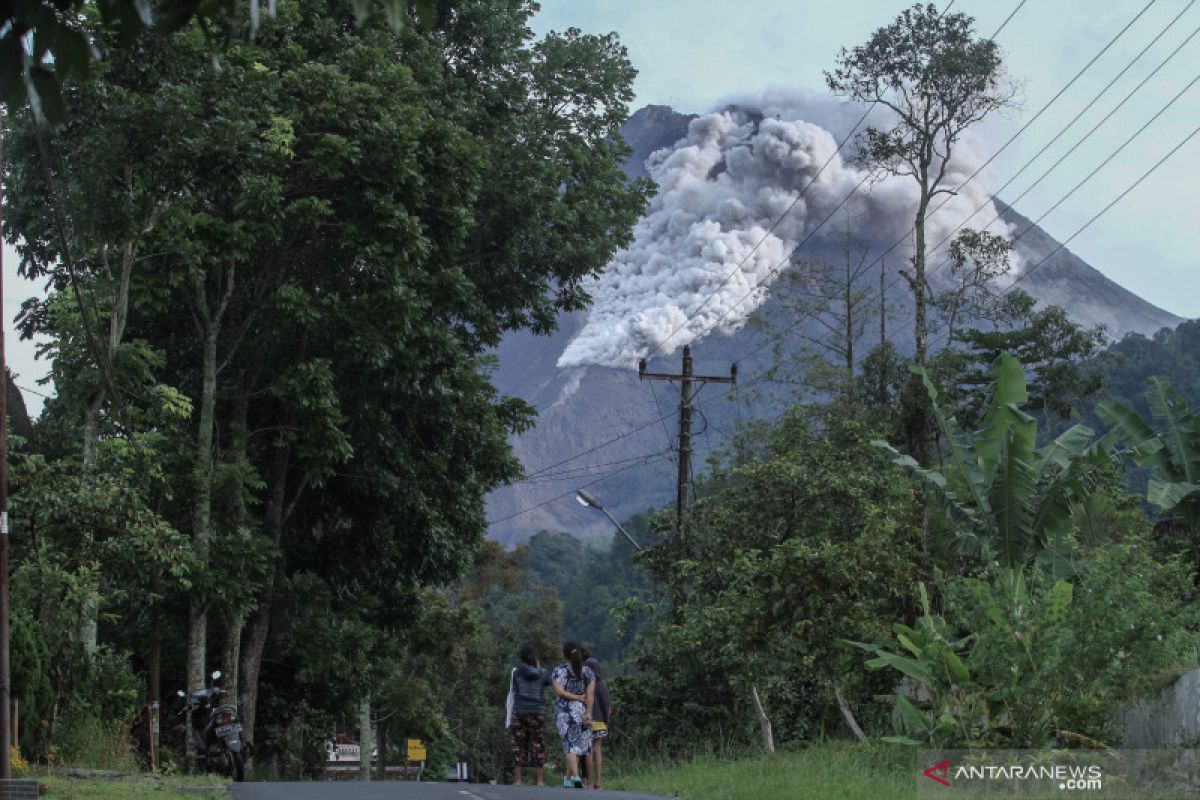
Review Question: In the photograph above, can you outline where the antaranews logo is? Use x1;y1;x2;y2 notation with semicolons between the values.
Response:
919;751;1108;795
922;759;952;787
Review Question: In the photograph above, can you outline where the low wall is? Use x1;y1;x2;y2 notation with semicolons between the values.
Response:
1122;667;1200;746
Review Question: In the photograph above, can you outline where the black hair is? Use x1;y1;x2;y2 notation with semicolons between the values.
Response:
518;643;537;667
562;640;584;683
580;646;591;661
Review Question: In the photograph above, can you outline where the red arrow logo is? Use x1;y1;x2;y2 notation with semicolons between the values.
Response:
923;759;952;787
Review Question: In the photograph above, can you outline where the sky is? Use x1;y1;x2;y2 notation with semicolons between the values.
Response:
529;0;1200;316
5;0;1198;417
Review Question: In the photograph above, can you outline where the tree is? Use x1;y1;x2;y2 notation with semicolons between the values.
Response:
0;0;441;124
752;215;887;403
622;416;920;751
4;0;650;769
1098;378;1200;576
877;355;1113;574
826;2;1014;463
936;291;1107;433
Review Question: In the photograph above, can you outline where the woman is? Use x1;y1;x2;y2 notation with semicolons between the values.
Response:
551;640;594;789
509;644;551;786
581;646;611;790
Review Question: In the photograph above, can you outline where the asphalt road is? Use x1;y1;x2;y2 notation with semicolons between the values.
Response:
233;782;672;800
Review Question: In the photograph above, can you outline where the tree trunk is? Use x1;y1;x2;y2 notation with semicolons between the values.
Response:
187;325;220;694
221;373;249;709
150;571;161;706
239;597;272;751
749;684;774;754
912;199;929;367
359;697;373;781
833;682;867;742
906;193;933;467
237;443;290;754
223;614;243;706
79;392;104;655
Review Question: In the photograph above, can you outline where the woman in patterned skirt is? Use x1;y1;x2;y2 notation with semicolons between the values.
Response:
509;644;551;786
551;640;594;789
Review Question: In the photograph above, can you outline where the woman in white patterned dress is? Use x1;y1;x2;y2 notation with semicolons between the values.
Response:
551;640;594;789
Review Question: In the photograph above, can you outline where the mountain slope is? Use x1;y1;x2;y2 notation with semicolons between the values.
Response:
485;105;1183;546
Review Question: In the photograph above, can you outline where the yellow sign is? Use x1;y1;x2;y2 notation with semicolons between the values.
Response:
407;739;426;761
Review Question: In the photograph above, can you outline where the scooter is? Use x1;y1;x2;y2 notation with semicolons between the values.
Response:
178;670;248;781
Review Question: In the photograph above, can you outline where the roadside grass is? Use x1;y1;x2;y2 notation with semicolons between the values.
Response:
37;772;229;799
608;740;917;800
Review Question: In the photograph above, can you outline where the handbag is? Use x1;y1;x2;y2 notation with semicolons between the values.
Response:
504;667;516;729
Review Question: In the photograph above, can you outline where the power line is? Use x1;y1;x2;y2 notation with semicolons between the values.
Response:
641;0;983;362
487;449;673;526
512;450;674;485
999;120;1200;298
685;0;1062;355
647;380;677;456
920;82;1200;357
734;1;1192;373
492;0;1061;526
916;4;1199;279
519;407;678;479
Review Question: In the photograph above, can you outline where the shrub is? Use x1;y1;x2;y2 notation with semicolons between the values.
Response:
850;528;1198;747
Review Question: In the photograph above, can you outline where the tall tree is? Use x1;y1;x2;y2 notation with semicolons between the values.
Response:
826;2;1014;463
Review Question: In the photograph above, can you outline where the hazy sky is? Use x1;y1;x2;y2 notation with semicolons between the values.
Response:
530;0;1200;318
6;0;1198;416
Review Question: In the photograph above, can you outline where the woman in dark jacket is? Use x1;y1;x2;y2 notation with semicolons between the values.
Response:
509;644;551;786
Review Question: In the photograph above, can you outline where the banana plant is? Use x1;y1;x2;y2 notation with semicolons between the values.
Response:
874;355;1112;572
1097;378;1200;526
843;583;987;746
845;576;1076;747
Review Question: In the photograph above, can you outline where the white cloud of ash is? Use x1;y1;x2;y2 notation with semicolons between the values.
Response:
557;92;1015;370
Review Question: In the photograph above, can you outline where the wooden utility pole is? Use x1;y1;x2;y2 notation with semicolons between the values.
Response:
639;345;735;533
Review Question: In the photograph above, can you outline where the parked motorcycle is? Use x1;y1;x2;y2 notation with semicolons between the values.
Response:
178;670;248;781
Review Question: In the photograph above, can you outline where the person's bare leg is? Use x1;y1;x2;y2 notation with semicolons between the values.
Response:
514;765;522;785
584;752;594;787
592;739;603;788
566;753;580;783
535;766;545;786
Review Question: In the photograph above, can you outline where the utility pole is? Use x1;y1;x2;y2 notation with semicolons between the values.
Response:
639;345;735;533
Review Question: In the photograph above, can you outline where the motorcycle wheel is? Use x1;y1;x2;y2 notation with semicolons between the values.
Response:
227;749;245;782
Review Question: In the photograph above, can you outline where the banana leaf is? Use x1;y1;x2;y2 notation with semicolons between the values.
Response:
1147;477;1200;512
1147;378;1199;483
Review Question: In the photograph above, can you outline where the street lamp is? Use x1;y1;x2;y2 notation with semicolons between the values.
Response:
575;489;643;551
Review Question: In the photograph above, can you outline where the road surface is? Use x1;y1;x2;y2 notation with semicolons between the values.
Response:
233;782;672;800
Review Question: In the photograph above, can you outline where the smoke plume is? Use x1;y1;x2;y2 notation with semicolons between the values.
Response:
557;93;1012;369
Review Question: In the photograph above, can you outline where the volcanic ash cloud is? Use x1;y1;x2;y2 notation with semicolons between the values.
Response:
557;102;1008;370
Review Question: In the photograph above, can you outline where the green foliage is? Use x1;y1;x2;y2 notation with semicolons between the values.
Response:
56;713;142;771
620;416;920;752
1097;320;1200;422
610;742;917;800
1099;377;1200;524
935;291;1108;430
826;3;1010;180
879;355;1113;571
523;525;656;673
850;526;1197;747
0;0;444;126
5;0;649;771
1098;376;1200;575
